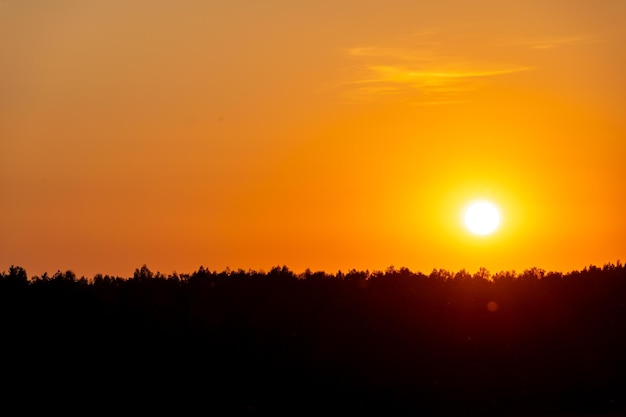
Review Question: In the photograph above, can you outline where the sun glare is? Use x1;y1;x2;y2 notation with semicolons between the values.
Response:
464;201;501;236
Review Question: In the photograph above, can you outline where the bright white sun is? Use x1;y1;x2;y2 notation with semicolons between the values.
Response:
464;201;501;236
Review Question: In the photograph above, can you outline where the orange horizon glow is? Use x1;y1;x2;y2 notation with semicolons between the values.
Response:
1;1;625;278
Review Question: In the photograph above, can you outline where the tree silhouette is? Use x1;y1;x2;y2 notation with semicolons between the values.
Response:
0;262;624;414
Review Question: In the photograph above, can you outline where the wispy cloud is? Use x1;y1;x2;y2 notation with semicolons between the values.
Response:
343;37;531;105
354;65;530;85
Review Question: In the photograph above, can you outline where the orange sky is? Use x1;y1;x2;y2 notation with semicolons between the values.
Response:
2;0;625;277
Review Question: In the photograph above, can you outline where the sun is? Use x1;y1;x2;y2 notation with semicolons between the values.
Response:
464;201;501;236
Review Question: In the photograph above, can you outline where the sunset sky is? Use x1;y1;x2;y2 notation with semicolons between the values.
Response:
2;0;625;277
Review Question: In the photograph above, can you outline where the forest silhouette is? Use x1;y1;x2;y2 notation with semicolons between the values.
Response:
1;263;625;415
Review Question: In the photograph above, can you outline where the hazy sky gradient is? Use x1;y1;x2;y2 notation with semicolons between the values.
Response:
2;0;625;277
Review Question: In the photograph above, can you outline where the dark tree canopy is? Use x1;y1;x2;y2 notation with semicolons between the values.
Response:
1;262;625;415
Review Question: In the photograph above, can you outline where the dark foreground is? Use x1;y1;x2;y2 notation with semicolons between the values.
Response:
1;264;625;415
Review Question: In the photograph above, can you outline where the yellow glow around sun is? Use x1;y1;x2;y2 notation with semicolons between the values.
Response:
464;201;501;235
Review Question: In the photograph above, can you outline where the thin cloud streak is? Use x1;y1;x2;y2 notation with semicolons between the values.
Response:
353;65;531;84
343;37;532;104
345;60;531;102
